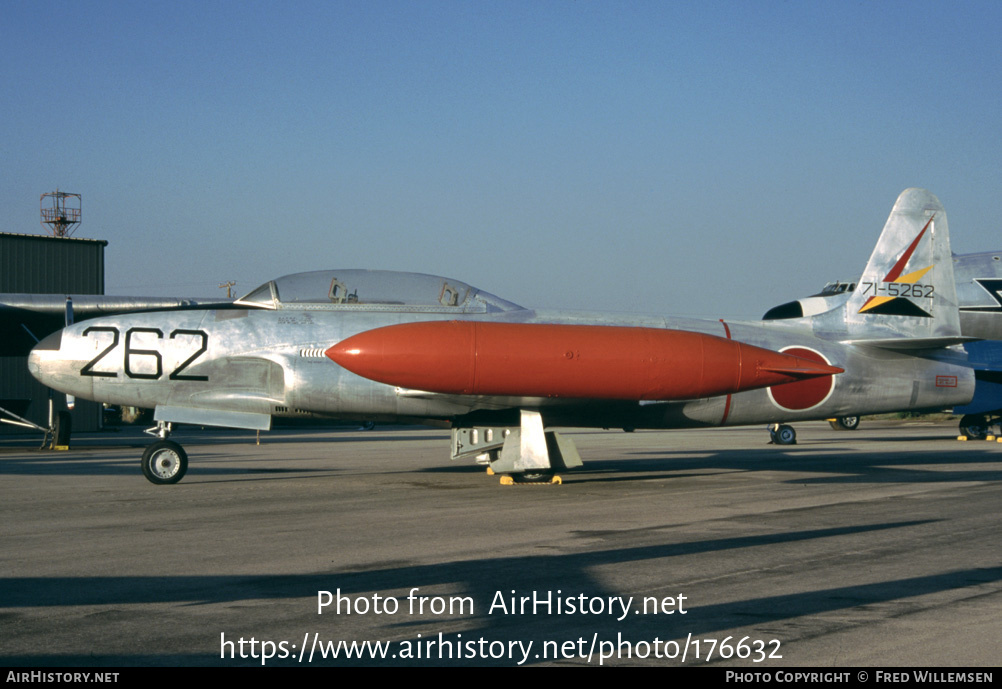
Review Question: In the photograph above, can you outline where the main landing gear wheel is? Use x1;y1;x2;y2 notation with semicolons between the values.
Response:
516;471;556;483
499;471;561;485
769;424;797;445
958;414;988;441
141;440;188;485
829;416;860;431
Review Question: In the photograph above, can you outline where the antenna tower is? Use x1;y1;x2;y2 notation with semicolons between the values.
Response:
40;190;82;237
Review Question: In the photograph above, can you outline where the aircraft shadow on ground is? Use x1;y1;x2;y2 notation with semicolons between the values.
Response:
414;443;1002;485
4;520;1000;665
567;444;1002;485
3;438;1001;485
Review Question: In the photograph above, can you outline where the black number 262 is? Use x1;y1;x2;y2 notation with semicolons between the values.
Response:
80;327;209;381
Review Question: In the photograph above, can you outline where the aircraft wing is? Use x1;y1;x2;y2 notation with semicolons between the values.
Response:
0;293;240;317
0;293;248;356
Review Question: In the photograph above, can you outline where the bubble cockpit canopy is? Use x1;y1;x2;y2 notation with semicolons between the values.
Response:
234;269;524;314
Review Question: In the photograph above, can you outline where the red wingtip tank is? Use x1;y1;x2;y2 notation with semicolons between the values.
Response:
326;321;843;400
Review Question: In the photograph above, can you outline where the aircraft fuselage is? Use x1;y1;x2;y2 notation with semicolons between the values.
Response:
28;305;974;432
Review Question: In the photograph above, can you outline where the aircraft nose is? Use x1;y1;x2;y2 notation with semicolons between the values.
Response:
27;330;63;381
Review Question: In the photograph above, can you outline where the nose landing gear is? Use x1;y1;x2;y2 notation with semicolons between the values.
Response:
141;422;188;485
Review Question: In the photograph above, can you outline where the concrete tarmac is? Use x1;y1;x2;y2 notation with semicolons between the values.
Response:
1;420;1000;667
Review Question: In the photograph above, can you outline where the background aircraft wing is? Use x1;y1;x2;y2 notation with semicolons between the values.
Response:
0;294;248;356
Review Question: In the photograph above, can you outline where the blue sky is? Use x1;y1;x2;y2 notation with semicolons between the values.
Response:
2;1;1000;318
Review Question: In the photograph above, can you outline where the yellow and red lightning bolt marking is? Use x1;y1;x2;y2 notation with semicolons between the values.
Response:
858;215;934;314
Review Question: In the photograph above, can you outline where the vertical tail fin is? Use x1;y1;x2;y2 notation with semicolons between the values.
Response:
833;188;964;347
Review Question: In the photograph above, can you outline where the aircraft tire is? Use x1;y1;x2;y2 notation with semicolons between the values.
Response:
829;416;860;431
512;471;556;484
141;440;188;485
959;415;988;441
53;411;72;447
773;424;797;445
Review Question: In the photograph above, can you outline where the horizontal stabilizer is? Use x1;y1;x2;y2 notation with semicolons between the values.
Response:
842;336;978;351
759;363;844;378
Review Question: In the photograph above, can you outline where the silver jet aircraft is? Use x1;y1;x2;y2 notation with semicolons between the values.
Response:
28;189;977;484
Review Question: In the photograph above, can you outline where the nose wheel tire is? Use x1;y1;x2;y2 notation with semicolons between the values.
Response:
141;440;188;485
